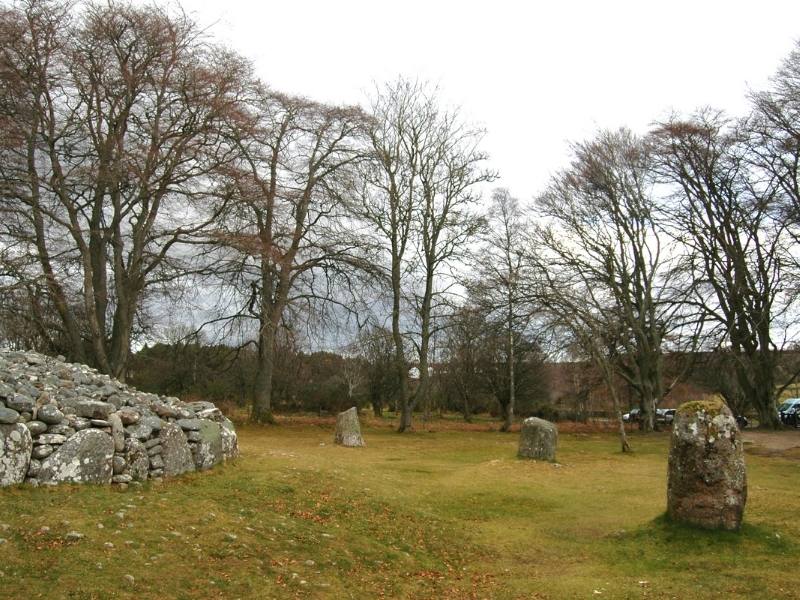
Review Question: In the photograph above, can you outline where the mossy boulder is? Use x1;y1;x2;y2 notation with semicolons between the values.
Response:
667;399;746;531
518;417;558;461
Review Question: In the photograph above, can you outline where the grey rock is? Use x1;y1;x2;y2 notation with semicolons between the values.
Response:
518;417;558;461
159;423;195;478
334;407;365;448
152;402;179;419
74;400;114;420
108;414;125;453
31;444;54;460
177;418;201;431
34;433;66;445
125;416;161;441
5;395;33;413
38;429;114;485
0;407;19;424
124;439;149;482
186;401;216;413
191;420;224;471
146;444;163;457
46;424;76;437
0;383;13;400
0;423;32;486
117;408;139;426
220;417;239;460
144;438;162;449
196;407;223;421
27;458;41;478
667;399;747;531
112;455;127;475
23;420;47;435
37;404;65;425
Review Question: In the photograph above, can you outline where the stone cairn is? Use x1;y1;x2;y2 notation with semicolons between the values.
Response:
334;407;365;447
0;351;238;488
517;417;558;461
667;398;747;531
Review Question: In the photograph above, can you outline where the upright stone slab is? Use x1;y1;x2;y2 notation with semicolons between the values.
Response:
0;423;32;486
192;420;223;471
159;423;195;477
219;417;239;460
667;399;747;531
38;429;114;485
124;438;150;482
517;417;558;461
334;407;365;447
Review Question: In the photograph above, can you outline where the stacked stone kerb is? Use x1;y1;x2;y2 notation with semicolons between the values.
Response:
0;351;238;488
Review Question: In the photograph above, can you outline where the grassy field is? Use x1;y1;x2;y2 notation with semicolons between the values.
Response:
1;419;798;599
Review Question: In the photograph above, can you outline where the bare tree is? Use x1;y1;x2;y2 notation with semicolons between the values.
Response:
0;0;249;378
652;111;797;428
530;128;677;433
468;188;536;431
356;79;493;432
211;86;369;422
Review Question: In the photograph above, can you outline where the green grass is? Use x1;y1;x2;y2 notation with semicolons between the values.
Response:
1;424;798;599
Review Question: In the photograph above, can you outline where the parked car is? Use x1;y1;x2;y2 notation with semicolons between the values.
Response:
778;398;800;427
622;408;641;423
657;408;676;425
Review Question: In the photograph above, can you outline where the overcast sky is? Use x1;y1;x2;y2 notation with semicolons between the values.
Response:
169;0;800;201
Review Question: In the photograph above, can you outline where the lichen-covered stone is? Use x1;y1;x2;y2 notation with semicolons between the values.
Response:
38;429;114;485
37;404;65;424
74;400;114;420
220;418;239;460
334;407;365;447
124;438;150;482
158;423;196;477
0;423;32;486
667;398;747;531
518;417;558;461
192;420;223;470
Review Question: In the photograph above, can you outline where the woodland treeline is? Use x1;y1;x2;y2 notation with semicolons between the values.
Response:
2;0;800;438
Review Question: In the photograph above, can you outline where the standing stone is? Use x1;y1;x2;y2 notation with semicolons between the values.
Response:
192;420;223;470
108;414;125;452
0;423;32;486
517;417;558;461
219;418;239;460
667;399;747;531
38;429;114;485
124;438;150;482
158;423;195;477
334;407;365;447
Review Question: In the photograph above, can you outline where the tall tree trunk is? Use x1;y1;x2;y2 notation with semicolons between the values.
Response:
392;254;411;432
253;322;276;423
501;314;515;432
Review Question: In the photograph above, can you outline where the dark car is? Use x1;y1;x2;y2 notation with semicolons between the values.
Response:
778;398;800;427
